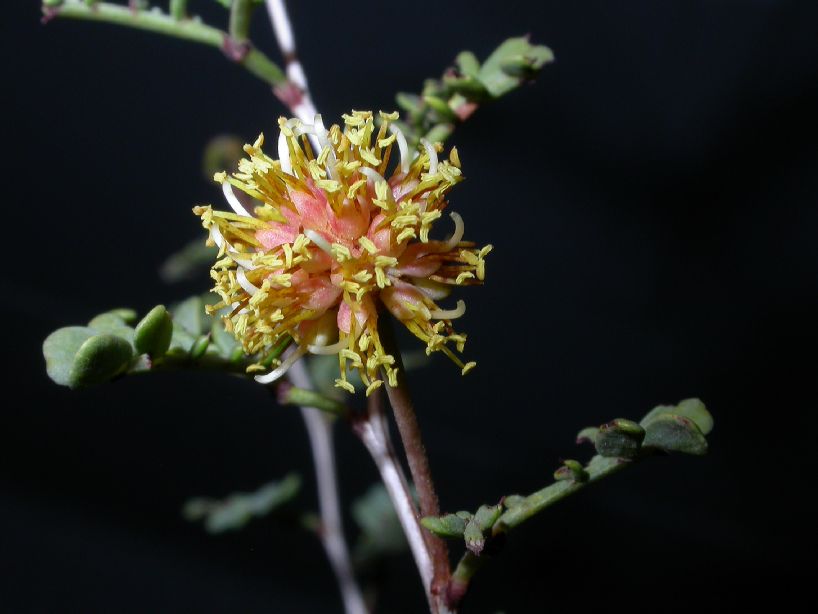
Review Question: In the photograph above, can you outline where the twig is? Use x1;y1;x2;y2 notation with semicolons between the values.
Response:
378;317;451;597
356;388;436;610
44;1;286;87
228;0;253;44
264;0;318;121
494;455;629;532
288;361;368;614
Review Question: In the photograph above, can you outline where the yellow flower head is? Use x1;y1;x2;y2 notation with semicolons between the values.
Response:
194;110;491;395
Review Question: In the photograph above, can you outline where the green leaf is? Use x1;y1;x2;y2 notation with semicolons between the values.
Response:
159;238;217;283
87;312;135;345
68;334;133;389
553;459;589;482
105;308;138;325
211;316;239;357
279;385;347;416
478;36;554;98
641;398;713;436
421;513;469;537
423;95;457;120
642;414;708;456
183;474;301;533
464;517;485;555
594;419;645;459
134;305;173;356
171;295;208;337
351;484;407;564
576;426;599;445
424;123;455;144
43;326;96;386
455;51;481;77
473;503;503;531
396;92;423;116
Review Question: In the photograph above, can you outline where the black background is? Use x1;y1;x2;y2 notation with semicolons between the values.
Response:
2;1;817;612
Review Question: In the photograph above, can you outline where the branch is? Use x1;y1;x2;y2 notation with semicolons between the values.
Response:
421;400;714;609
264;0;317;121
378;317;451;598
288;361;368;614
355;389;436;611
43;1;286;88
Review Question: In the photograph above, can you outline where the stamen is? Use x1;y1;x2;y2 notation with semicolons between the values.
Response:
304;229;332;254
445;212;465;250
313;114;337;179
278;129;292;175
429;300;466;320
236;268;259;296
254;344;308;384
389;124;410;175
411;277;452;300
308;337;347;355
359;166;387;184
211;226;258;270
421;138;438;175
222;182;253;218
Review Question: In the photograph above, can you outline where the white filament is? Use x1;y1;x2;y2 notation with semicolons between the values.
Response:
389;124;410;174
411;277;452;300
209;224;225;250
359;166;387;184
254;344;308;384
236;268;259;296
420;138;438;175
304;229;332;254
308;337;347;355
429;300;466;320
445;212;465;250
209;226;257;270
278;128;292;175
313;114;337;179
222;182;253;217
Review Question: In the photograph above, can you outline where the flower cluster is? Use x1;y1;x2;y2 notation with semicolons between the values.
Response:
195;110;491;395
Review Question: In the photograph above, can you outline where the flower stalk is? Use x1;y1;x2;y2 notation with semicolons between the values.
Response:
356;388;436;610
378;316;451;595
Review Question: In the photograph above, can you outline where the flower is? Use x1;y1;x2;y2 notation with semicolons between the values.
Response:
194;110;491;395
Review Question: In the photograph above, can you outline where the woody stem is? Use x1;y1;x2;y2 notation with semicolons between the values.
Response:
377;316;452;603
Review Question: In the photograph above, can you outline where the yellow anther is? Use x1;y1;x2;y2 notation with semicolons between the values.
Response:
353;270;373;283
456;271;475;285
316;179;341;193
347;179;367;199
331;243;352;262
375;267;390;289
358;236;378;254
374;255;398;268
365;380;383;397
449;147;461;168
378;133;397;148
397;228;417;243
334;378;356;393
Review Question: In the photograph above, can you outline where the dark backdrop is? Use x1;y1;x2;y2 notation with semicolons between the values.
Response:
2;1;816;612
